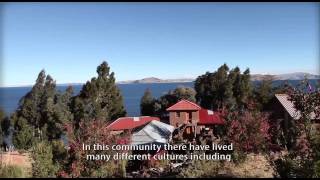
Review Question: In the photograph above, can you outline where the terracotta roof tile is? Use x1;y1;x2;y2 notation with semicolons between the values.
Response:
198;109;224;125
166;100;201;111
107;116;160;131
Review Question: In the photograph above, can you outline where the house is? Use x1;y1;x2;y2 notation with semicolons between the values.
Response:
166;100;224;140
131;120;175;146
106;116;160;134
271;94;320;149
113;119;175;171
274;94;317;120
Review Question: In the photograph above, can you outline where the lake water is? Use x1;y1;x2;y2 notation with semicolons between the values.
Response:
0;82;193;117
0;80;318;117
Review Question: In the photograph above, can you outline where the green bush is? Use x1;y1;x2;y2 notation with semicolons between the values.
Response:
90;161;128;178
231;150;247;164
90;163;119;178
31;141;58;177
0;165;25;178
178;160;221;178
51;140;68;165
274;154;314;178
314;160;320;178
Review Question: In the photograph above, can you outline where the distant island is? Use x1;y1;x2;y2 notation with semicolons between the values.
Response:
116;77;195;84
1;72;319;88
116;72;320;84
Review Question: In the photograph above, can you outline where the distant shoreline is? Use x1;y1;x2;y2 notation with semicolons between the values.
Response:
1;72;319;88
1;80;319;116
1;79;320;89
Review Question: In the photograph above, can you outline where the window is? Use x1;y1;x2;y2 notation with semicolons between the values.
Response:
176;112;180;118
188;112;192;120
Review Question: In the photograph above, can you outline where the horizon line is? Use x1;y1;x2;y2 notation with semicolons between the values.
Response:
1;71;319;88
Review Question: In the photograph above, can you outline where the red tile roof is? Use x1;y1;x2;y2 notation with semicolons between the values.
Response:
198;109;224;125
107;116;160;131
166;100;201;111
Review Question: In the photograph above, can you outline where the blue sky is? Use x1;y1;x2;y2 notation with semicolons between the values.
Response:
1;2;319;87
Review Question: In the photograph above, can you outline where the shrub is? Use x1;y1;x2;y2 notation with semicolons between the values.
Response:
90;163;119;178
314;160;320;178
178;160;221;178
51;139;68;166
225;110;271;154
31;141;58;177
0;165;25;178
60;120;130;178
231;150;247;164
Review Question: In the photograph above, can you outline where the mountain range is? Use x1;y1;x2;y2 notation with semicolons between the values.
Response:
2;72;319;88
117;72;320;84
250;72;320;81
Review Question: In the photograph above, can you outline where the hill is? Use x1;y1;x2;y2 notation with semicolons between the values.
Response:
251;72;320;81
116;72;319;84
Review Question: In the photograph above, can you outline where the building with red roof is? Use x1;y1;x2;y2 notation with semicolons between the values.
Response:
198;109;224;125
107;100;224;140
166;99;224;139
107;116;160;132
166;100;201;111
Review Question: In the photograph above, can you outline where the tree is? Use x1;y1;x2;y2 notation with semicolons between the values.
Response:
72;61;126;126
45;86;74;140
40;75;58;140
16;70;46;140
172;86;196;102
195;64;253;111
214;64;229;109
12;115;35;150
224;67;239;110
195;64;229;110
195;72;214;109
140;88;155;116
230;67;241;108
238;68;252;109
12;70;52;145
12;70;73;149
254;75;274;110
154;93;176;119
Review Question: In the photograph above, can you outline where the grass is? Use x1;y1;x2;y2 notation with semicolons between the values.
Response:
0;151;33;178
0;164;26;178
